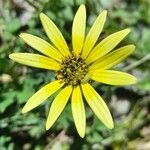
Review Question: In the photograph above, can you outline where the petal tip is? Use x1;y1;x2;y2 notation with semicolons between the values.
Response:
117;28;131;38
40;12;44;16
128;75;137;85
130;45;136;52
9;54;13;59
127;76;137;85
77;127;85;138
22;108;27;114
120;28;131;35
102;10;107;14
79;133;85;138
9;53;20;61
105;115;114;129
109;122;114;129
130;44;135;49
125;28;131;34
45;125;49;131
105;119;114;129
19;33;28;40
9;54;15;60
80;4;85;8
22;104;31;114
46;123;51;131
40;12;46;20
101;10;107;17
127;44;135;53
19;33;26;38
46;119;53;131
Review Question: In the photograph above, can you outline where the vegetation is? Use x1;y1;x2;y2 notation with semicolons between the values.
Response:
0;0;150;149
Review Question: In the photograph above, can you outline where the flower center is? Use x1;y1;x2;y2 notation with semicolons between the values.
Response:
56;55;88;85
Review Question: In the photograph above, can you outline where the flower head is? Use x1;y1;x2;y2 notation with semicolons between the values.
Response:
9;4;137;138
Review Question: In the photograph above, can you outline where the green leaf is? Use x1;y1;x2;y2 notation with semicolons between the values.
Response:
0;136;11;148
0;92;16;113
5;18;21;33
3;31;13;41
16;77;35;104
137;75;150;91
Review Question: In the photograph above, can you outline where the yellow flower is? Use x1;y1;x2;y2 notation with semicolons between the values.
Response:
9;5;137;138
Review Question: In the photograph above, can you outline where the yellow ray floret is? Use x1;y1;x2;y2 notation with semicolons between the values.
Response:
46;85;72;130
19;33;63;62
72;4;86;56
86;29;130;64
81;10;107;59
71;86;86;138
90;70;137;85
22;80;64;113
89;45;135;70
40;13;71;57
9;53;60;70
81;83;114;129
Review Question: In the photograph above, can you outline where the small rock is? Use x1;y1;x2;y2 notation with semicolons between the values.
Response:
110;95;131;117
0;74;13;83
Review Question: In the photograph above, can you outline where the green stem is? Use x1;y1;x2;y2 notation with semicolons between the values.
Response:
25;0;39;10
123;53;150;71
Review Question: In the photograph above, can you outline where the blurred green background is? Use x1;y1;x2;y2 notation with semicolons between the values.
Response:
0;0;150;149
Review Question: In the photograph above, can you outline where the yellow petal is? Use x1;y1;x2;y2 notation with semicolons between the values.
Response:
86;29;130;64
9;53;60;70
40;13;71;57
81;83;114;129
19;33;63;62
22;80;64;113
71;86;86;138
90;70;137;85
72;4;86;56
89;45;135;71
81;10;107;59
46;85;72;130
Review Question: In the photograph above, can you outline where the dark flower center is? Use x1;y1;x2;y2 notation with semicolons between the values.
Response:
56;55;88;85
